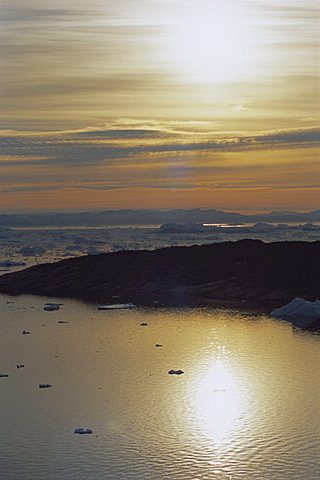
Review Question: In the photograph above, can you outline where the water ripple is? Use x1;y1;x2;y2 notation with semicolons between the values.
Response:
0;296;320;479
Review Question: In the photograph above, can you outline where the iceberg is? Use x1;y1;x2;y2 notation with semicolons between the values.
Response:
159;222;206;233
270;297;320;329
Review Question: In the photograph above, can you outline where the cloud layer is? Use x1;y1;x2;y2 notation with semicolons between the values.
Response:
0;122;318;211
0;1;319;211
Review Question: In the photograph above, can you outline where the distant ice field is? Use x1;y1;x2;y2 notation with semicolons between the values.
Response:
0;222;319;274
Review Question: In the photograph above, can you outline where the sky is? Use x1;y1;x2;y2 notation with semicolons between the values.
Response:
0;0;319;212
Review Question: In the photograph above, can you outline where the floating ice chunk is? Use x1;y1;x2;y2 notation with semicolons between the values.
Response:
44;303;60;311
159;222;206;233
74;428;93;435
97;303;135;310
270;297;320;329
19;246;45;256
0;260;26;267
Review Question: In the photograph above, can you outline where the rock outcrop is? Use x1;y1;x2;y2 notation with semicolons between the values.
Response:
0;240;319;317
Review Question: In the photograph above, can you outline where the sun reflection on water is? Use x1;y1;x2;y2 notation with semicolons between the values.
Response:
191;355;245;444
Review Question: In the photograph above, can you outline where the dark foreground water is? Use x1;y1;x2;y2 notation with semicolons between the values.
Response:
0;294;319;480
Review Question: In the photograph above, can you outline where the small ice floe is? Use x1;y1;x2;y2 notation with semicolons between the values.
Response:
0;374;9;378
16;364;25;369
39;383;52;389
168;369;184;375
74;428;93;435
0;260;26;268
44;303;60;311
22;330;30;335
140;322;148;326
270;297;320;329
19;246;45;256
97;302;135;310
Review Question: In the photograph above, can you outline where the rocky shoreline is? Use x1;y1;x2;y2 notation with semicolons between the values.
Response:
0;239;319;319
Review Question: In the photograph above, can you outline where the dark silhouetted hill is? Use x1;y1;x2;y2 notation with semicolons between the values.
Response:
0;241;319;325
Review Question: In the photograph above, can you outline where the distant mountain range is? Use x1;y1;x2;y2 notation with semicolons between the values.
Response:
0;208;319;227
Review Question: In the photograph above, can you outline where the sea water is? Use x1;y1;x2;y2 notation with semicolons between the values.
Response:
0;294;319;480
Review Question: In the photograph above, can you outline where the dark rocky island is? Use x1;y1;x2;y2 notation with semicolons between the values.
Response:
0;239;319;320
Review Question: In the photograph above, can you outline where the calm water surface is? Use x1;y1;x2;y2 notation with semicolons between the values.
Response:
0;294;319;480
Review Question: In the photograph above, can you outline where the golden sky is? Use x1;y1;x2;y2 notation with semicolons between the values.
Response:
0;0;319;212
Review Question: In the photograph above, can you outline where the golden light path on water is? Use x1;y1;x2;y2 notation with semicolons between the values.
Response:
191;355;244;444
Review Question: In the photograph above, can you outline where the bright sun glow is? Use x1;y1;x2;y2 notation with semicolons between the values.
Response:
166;2;257;83
192;357;244;443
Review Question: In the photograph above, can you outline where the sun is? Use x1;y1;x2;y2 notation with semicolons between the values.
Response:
164;2;258;84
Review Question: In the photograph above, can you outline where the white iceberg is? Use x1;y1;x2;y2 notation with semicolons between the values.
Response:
270;297;320;329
